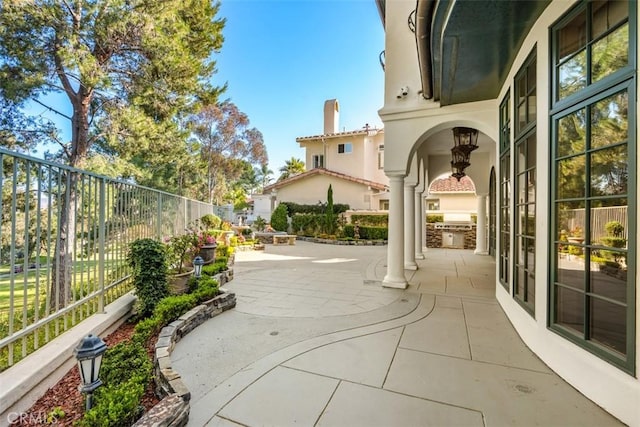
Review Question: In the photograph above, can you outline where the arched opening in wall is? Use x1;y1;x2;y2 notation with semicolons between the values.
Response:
426;173;477;249
489;167;496;257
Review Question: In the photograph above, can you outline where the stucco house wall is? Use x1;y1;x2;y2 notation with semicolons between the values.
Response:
380;0;639;424
273;173;374;210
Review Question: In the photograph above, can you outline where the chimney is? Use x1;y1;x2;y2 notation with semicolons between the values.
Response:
323;99;339;134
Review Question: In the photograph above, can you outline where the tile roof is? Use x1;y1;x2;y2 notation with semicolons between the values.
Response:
429;175;476;193
264;168;388;192
296;128;383;142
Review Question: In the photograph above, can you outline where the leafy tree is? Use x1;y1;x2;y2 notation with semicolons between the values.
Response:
0;0;225;308
188;100;268;204
278;157;305;181
256;163;274;193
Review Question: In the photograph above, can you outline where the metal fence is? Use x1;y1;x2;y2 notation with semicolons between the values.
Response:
0;148;213;369
566;206;628;242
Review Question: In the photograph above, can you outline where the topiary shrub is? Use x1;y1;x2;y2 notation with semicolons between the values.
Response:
127;239;169;318
270;204;288;231
200;214;222;230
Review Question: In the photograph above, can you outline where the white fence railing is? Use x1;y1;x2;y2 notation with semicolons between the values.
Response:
0;147;213;369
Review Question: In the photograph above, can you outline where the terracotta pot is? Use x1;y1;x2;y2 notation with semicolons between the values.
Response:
168;269;194;294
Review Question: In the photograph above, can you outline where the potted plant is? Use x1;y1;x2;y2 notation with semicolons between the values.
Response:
165;233;198;294
196;230;218;264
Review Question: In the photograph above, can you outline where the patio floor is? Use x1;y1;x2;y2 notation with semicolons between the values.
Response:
171;241;622;427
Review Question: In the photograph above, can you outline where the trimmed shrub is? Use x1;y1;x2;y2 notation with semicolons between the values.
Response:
351;214;388;226
426;214;444;223
359;226;388;240
291;213;323;235
270;204;288;231
341;224;387;240
200;214;222;230
127;239;169;318
279;202;349;215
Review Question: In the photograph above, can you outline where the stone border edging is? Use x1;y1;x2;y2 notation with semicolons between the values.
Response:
133;269;236;427
296;236;387;246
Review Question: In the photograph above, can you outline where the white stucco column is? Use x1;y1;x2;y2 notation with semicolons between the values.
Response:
421;190;427;253
404;183;418;270
475;194;488;255
383;174;408;288
414;189;425;259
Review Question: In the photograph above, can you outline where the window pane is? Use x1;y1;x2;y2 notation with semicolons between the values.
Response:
517;206;525;234
590;145;627;196
559;50;587;99
590;91;628;149
557;243;586;291
557;110;586;157
557;155;586;199
559;10;587;62
591;1;628;40
516;266;525;298
526;135;536;168
591;253;627;303
589;198;627;244
527;203;535;235
555;286;585;333
556;200;585;240
592;23;629;83
590;297;626;354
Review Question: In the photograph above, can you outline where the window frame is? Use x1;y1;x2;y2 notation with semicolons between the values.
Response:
312;154;324;169
338;143;352;154
499;91;512;290
551;0;635;112
548;0;636;374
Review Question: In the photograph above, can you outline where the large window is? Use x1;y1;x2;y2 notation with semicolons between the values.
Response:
499;93;511;289
514;50;536;314
550;0;635;373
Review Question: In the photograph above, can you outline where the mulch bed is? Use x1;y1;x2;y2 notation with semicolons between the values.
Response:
11;321;161;426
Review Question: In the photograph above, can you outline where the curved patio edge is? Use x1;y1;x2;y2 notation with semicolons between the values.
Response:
187;292;436;427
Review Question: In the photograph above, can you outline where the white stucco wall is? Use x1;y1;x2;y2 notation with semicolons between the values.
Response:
380;0;639;425
274;174;375;210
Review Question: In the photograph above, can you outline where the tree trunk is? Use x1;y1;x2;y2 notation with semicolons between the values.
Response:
49;98;90;312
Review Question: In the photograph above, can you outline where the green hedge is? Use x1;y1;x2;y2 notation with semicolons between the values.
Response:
279;202;349;215
270;204;288;231
351;214;388;226
426;214;443;223
291;213;324;236
342;224;387;240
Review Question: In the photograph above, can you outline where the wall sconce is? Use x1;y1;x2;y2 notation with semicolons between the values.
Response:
74;334;108;411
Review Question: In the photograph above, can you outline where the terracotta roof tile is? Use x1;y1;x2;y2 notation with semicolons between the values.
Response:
429;175;475;193
296;128;383;142
264;168;388;192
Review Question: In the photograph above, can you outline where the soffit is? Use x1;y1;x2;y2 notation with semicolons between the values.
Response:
430;0;550;105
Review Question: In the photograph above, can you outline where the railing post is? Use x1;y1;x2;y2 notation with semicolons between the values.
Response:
98;178;106;313
157;194;163;241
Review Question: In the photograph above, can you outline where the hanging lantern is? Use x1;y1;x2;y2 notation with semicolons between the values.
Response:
452;127;479;155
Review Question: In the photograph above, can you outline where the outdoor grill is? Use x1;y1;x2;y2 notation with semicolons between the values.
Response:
434;214;474;248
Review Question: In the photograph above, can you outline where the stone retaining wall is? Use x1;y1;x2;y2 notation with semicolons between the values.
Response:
133;270;236;427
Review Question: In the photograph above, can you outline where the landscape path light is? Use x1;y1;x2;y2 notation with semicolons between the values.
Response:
74;334;107;411
193;255;205;278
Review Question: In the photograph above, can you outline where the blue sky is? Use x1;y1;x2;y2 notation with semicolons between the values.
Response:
27;0;385;176
213;0;385;174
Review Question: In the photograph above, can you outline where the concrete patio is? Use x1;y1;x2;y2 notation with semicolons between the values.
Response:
172;241;622;426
